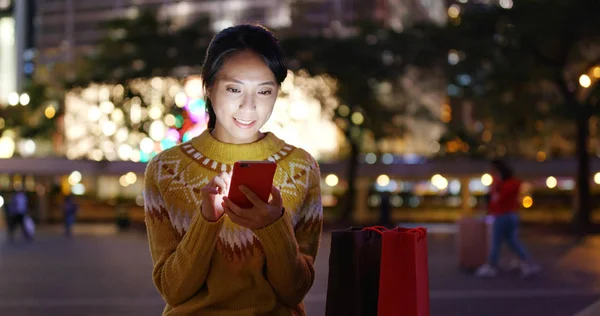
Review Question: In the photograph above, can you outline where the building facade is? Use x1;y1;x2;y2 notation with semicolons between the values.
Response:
34;0;449;65
35;0;292;65
0;0;34;105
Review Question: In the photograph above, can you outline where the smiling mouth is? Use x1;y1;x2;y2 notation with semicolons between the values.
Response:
234;118;255;125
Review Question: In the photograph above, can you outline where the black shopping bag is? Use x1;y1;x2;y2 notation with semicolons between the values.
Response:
325;226;385;316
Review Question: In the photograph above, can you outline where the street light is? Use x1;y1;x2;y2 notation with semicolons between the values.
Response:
499;0;513;9
19;93;30;106
376;174;390;187
579;74;592;88
481;173;493;186
325;174;339;187
6;92;30;106
7;92;19;106
546;176;557;189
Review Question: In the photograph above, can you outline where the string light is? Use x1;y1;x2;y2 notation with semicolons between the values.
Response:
65;72;341;161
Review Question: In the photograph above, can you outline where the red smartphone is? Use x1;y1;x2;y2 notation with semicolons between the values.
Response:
227;161;277;209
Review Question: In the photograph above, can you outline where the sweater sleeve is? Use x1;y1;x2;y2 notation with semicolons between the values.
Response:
252;159;323;307
144;157;224;307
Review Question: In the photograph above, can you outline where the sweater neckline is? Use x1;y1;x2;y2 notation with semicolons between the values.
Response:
189;129;286;164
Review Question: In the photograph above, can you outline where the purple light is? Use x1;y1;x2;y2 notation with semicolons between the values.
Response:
166;128;180;141
185;99;206;123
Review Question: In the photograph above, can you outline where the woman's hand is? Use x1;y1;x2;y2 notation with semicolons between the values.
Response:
201;172;231;222
222;185;283;230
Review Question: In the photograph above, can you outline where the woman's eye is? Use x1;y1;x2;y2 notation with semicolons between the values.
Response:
259;90;272;95
226;87;240;93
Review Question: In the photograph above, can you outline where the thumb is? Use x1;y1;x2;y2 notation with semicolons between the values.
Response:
270;185;283;206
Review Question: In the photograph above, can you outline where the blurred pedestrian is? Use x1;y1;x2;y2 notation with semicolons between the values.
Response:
475;160;540;278
63;194;78;238
8;189;33;242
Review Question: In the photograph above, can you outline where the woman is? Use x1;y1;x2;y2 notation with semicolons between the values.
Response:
63;194;78;238
475;160;539;278
144;24;323;315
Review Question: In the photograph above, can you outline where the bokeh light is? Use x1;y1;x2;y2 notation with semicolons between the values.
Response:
481;173;493;186
546;176;557;189
579;74;591;88
431;174;448;190
325;174;339;187
522;196;533;208
376;174;391;187
65;72;341;161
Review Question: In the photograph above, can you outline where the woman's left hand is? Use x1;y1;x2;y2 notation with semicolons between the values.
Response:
222;185;284;230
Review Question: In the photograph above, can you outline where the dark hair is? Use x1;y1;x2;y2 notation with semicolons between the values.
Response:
201;24;288;129
491;159;513;181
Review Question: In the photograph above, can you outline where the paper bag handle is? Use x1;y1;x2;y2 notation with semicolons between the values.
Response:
405;227;426;241
362;226;388;235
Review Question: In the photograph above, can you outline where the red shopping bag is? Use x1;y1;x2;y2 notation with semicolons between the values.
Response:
325;226;386;316
378;227;430;316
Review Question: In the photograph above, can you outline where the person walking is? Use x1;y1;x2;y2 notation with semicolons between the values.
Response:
476;160;540;278
63;194;78;238
8;189;33;242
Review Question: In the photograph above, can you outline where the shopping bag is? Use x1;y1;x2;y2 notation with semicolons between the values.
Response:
23;215;35;237
325;226;386;316
378;227;430;316
456;215;494;269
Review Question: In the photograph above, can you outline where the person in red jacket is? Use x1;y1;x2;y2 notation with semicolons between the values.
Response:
476;160;540;278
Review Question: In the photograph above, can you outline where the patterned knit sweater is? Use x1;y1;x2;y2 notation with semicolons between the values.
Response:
143;129;323;316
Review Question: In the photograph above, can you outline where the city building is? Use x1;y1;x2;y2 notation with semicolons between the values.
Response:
0;0;34;105
35;0;293;66
34;0;449;66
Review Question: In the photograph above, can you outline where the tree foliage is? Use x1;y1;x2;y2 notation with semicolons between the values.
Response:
439;0;600;158
435;0;600;231
69;10;212;87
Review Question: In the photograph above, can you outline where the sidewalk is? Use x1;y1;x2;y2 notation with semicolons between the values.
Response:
575;299;600;316
313;223;600;316
1;223;599;315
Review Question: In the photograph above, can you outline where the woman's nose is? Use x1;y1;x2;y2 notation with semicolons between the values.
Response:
239;94;256;110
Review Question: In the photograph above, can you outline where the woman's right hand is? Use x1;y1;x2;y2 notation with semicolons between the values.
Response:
201;172;231;222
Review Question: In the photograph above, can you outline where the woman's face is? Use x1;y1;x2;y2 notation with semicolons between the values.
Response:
208;50;279;144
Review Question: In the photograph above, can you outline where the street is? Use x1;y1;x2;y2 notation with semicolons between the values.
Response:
0;224;599;316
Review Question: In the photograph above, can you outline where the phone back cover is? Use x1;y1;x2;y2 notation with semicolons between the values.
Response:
228;161;277;209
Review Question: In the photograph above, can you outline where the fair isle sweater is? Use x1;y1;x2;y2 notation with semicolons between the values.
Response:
143;129;323;316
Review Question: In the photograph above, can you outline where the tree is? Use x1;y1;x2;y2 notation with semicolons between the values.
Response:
282;22;444;223
69;10;212;87
75;12;445;223
0;78;58;153
440;0;600;233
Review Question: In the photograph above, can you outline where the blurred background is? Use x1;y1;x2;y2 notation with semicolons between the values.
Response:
1;0;600;315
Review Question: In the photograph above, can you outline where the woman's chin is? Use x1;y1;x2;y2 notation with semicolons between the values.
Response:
230;129;263;144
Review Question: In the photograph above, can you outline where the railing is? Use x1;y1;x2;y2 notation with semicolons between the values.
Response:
2;157;600;179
